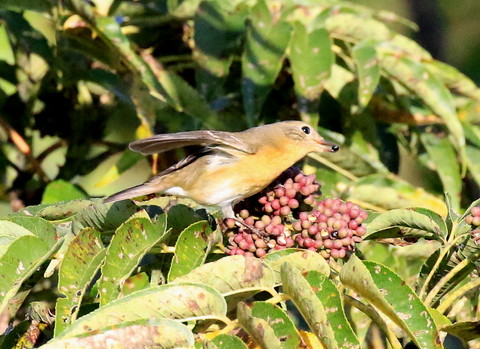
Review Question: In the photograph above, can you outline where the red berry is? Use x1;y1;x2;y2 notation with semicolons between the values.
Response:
280;206;291;216
472;207;480;216
279;196;289;206
356;226;367;236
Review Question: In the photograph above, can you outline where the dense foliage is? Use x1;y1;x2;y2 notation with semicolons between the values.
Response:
1;0;480;348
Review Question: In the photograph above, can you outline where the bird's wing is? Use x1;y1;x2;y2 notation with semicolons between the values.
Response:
129;130;257;155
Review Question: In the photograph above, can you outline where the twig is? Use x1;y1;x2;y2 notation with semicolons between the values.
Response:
0;117;49;182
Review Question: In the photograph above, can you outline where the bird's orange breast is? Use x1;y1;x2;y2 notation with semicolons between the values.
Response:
182;141;309;206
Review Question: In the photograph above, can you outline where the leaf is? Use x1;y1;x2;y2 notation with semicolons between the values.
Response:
379;53;465;153
35;200;94;221
1;0;52;12
289;22;333;123
325;13;391;41
95;151;143;188
241;0;291;125
166;204;206;235
120;272;150;297
264;249;330;284
46;319;194;348
426;60;480;102
95;17;217;127
347;174;448;216
340;255;442;349
99;212;167;305
210;334;248;349
41;180;88;204
55;228;106;335
421;133;461;211
4;216;57;246
250;302;302;349
56;283;227;339
76;200;139;232
352;40;380;109
440;321;480;342
0;235;62;314
172;255;275;295
304;271;360;348
167;220;218;281
365;207;447;240
281;263;337;348
465;145;480;189
0;10;53;63
237;302;283;349
193;0;247;101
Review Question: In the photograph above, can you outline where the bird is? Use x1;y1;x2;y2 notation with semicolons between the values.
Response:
104;121;339;221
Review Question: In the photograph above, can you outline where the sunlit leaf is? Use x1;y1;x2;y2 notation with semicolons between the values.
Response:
56;283;227;338
340;255;442;348
99;211;167;305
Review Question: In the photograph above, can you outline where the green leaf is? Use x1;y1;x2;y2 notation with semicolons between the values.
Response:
0;10;53;63
1;0;52;13
347;174;447;215
76;200;139;232
250;302;302;349
172;255;275;295
193;0;247;101
304;271;360;348
281;263;337;348
47;319;194;348
41;180;88;204
237;302;283;349
264;249;330;284
0;235;62;314
56;283;227;339
99;212;167;305
340;255;442;349
120;272;150;297
95;151;143;188
379;53;465;153
35;200;93;221
465;145;480;189
167;220;218;281
210;334;248;349
95;17;217;127
54;228;106;335
241;0;291;125
289;23;333;123
325;13;391;42
440;321;480;342
426;60;480;102
3;216;57;247
352;41;380;109
421;133;461;211
365;207;447;240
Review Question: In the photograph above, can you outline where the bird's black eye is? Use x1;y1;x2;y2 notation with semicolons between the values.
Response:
301;126;310;134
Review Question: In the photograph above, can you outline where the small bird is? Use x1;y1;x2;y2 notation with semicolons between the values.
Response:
104;121;339;220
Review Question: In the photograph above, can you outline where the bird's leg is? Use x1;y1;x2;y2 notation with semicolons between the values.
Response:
221;205;266;237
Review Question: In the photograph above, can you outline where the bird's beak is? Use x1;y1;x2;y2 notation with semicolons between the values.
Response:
316;138;339;153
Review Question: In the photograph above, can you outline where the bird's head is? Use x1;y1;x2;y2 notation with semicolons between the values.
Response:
277;121;339;153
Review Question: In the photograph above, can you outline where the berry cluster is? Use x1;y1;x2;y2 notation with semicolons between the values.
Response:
465;206;480;245
292;198;368;259
223;167;368;259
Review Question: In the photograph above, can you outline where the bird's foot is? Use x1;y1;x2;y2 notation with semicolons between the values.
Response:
222;217;267;237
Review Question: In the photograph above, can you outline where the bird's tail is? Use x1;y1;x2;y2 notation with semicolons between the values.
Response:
104;183;157;203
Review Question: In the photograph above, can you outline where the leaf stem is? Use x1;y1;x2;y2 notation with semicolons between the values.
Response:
437;277;480;314
343;295;403;349
308;153;358;181
418;232;464;300
424;248;480;307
